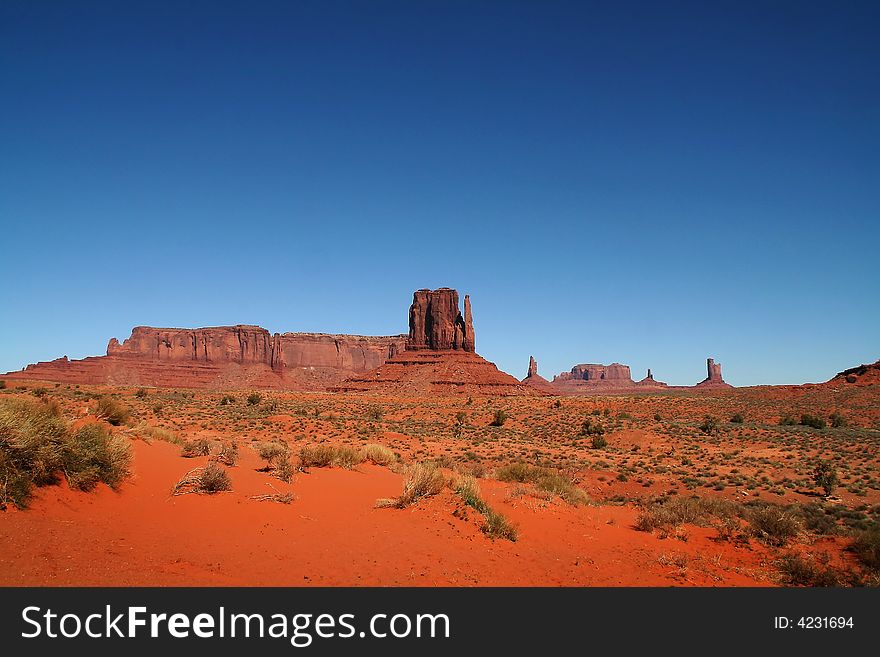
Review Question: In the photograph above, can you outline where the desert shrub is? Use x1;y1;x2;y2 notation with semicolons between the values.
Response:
829;412;847;428
0;399;131;508
377;463;445;509
32;387;48;397
553;399;562;409
489;409;508;427
850;528;880;572
653;412;662;421
94;396;130;426
580;417;606;436
261;399;279;414
299;444;335;468
699;416;718;434
812;460;839;497
635;496;740;539
273;455;294;483
259;441;288;464
779;415;797;426
776;553;843;587
363;444;396;466
590;435;608;449
137;424;180;445
367;405;383;421
62;423;131;491
180;438;211;458
800;414;826;430
151;401;164;415
730;412;744;423
496;462;588;505
219;394;235;406
748;505;802;546
246;392;262;406
134;388;148;399
172;463;231;495
215;442;239;466
333;446;364;470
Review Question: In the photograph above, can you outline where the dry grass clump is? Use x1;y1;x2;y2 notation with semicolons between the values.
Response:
455;475;517;541
171;463;231;496
299;444;335;468
180;438;211;458
214;441;239;466
376;463;445;509
496;462;588;506
133;424;181;445
362;443;396;466
332;445;364;470
0;398;131;508
747;505;802;547
93;396;130;426
635;496;741;539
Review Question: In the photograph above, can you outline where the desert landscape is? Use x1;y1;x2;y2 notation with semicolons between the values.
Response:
2;288;878;587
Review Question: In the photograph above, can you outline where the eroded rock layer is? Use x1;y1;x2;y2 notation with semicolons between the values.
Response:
5;325;407;390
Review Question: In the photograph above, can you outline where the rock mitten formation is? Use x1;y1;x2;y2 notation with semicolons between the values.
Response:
339;289;536;396
406;288;475;352
521;356;555;393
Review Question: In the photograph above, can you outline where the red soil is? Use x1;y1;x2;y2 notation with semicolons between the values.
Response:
1;440;777;587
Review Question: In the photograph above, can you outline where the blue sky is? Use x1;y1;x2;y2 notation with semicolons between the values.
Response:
1;1;877;386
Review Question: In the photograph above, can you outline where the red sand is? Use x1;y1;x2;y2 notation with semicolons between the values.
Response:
0;440;776;586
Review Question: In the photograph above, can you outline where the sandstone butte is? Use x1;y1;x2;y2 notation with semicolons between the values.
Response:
335;288;537;396
534;356;731;393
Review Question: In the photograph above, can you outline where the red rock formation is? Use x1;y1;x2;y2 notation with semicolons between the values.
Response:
406;288;475;352
5;325;407;391
826;359;880;386
695;357;733;388
636;368;668;388
521;356;556;393
553;363;633;384
339;289;537;396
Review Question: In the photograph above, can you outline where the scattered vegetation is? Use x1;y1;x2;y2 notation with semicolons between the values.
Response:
800;413;827;430
180;438;211;458
496;462;588;505
747;505;802;546
376;463;445;509
246;392;262;406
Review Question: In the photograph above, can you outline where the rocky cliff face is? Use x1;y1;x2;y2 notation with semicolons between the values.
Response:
406;288;475;352
8;325;407;391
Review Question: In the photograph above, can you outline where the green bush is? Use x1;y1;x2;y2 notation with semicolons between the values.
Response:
730;412;744;423
779;415;797;426
812;460;839;497
829;412;847;428
590;435;608;449
219;395;236;406
489;409;508;427
850;528;880;572
246;392;262;406
62;423;131;491
776;553;843;587
699;416;718;434
580;418;605;436
800;414;826;430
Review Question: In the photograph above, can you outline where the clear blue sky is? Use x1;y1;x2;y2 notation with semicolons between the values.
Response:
1;1;877;386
